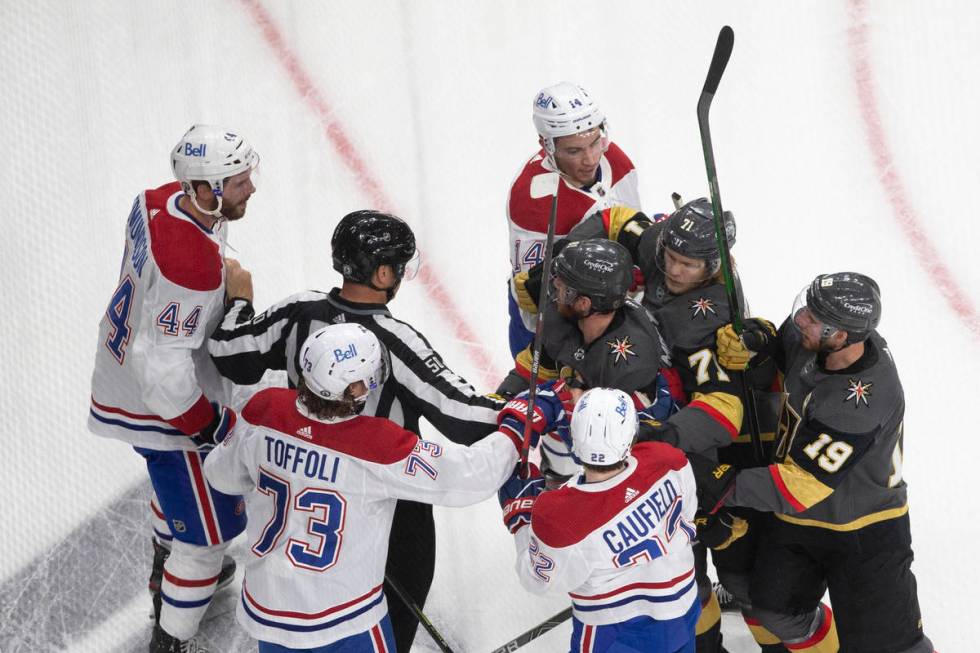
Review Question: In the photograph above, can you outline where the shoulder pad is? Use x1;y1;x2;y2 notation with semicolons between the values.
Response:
807;362;901;434
148;191;221;292
242;389;418;464
603;142;635;185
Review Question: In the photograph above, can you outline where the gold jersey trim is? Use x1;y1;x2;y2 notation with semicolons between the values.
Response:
776;503;909;531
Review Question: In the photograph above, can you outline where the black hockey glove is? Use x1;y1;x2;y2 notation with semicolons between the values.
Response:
192;404;236;452
716;318;777;371
635;418;680;447
687;453;737;514
695;510;748;550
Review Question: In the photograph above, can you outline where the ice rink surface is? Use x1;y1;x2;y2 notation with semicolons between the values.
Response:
1;1;977;651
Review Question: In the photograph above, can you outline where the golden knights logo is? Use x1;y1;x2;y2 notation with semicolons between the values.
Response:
844;378;872;407
689;297;717;319
607;335;638;364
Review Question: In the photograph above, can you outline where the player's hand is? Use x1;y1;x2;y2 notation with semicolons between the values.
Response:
695;511;749;550
512;263;544;314
635;418;680;447
715;318;777;370
498;463;544;534
224;258;254;303
687;453;737;514
497;388;566;449
638;371;681;423
192;403;236;452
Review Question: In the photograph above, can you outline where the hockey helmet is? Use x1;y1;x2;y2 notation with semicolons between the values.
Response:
656;197;736;277
532;82;608;155
793;272;881;344
569;388;637;466
300;323;390;403
551;239;633;313
331;211;419;285
171;124;258;216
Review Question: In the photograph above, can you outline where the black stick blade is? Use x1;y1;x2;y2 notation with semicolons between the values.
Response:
701;26;734;97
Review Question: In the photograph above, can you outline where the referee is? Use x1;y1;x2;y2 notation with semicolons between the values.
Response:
209;210;504;651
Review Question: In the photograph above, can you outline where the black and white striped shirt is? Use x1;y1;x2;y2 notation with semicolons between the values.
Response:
208;289;503;444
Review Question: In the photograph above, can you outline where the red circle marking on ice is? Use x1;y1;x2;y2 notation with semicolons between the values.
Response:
847;0;980;340
241;0;503;385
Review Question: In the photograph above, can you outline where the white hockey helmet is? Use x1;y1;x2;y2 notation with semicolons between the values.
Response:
570;388;637;466
532;82;607;155
171;124;259;216
299;323;390;403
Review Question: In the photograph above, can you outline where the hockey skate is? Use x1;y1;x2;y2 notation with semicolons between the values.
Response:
149;538;237;624
148;623;209;653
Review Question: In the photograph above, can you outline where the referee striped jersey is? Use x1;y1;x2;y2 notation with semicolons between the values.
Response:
208;288;502;444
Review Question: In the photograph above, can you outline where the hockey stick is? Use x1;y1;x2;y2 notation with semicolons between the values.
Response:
519;172;561;478
488;606;573;652
384;573;455;652
696;25;765;465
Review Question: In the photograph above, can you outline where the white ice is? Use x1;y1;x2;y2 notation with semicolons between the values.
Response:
1;1;977;651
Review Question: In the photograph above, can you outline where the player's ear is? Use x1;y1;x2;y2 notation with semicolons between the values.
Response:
373;264;395;288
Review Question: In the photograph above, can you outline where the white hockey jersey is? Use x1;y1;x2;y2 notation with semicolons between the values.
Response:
88;181;230;451
202;387;519;648
507;144;640;330
514;442;698;626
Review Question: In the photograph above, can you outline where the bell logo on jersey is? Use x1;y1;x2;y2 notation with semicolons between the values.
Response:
183;142;207;157
333;343;357;362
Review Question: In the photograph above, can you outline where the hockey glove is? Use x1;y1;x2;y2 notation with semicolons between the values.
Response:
687;453;737;515
512;264;544;314
695;510;749;550
498;463;544;534
715;318;777;371
497;388;566;450
192;404;236;452
637;371;682;423
635;418;680;447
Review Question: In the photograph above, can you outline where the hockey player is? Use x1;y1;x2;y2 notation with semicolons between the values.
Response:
506;81;641;357
516;199;783;652
499;387;700;652
87;124;259;651
497;238;676;487
705;272;936;653
203;323;564;652
208;210;505;651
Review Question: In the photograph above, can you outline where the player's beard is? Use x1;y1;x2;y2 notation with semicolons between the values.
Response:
220;198;248;221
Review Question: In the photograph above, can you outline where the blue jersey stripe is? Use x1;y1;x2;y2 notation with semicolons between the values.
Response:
572;578;696;612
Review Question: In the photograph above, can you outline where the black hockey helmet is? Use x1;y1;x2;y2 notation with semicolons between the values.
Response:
552;238;633;313
656;197;736;275
800;272;881;343
331;210;417;284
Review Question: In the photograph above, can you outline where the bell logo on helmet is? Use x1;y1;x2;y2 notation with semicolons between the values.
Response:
615;395;628;418
333;343;357;362
535;93;553;109
183;142;206;157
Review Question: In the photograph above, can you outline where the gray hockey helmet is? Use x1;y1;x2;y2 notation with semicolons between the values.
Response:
802;272;882;343
552;239;633;313
656;197;735;274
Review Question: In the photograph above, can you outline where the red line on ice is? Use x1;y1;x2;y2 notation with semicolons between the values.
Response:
241;0;502;385
847;0;980;340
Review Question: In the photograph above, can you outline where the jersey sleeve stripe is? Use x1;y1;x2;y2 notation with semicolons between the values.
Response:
688;393;742;439
768;463;809;513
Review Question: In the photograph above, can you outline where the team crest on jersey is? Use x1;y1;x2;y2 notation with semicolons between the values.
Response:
607;336;637;364
689;297;717;319
844;378;873;407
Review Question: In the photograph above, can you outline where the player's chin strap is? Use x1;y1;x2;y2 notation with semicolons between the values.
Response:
185;183;225;220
